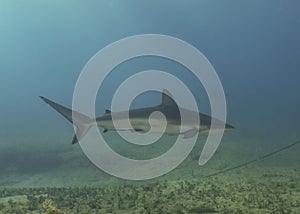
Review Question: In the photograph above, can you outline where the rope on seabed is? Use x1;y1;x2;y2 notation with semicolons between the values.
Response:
203;139;300;178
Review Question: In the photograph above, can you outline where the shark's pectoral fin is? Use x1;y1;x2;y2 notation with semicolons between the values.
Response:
182;128;198;139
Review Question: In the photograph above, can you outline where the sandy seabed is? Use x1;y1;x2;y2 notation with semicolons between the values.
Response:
1;135;300;213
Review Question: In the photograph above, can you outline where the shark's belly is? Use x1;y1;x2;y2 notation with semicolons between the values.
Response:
99;117;203;136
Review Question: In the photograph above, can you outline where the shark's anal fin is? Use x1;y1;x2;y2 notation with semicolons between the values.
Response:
72;135;78;144
183;128;198;139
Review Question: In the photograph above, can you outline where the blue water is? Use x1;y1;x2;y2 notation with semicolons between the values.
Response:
0;0;300;213
0;0;300;209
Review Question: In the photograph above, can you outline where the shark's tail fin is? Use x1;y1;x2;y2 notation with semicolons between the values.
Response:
39;96;94;144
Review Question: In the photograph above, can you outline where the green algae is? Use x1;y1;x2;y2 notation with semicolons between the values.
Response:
0;175;299;214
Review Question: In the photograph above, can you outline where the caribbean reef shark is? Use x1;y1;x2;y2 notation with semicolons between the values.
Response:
40;89;234;144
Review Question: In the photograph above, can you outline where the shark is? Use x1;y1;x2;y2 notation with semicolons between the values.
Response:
40;89;234;144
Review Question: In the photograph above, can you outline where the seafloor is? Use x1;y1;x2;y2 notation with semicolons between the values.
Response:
1;133;300;213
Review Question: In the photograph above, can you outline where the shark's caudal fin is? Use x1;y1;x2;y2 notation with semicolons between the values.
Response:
39;96;93;144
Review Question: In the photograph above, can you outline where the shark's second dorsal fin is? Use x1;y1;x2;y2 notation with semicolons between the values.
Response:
161;89;177;107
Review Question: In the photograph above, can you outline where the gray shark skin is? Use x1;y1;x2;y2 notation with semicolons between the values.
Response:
40;90;234;144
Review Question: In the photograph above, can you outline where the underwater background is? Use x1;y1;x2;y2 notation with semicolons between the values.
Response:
0;0;300;213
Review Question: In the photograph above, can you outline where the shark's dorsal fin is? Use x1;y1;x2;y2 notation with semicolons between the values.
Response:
161;89;177;107
105;109;111;114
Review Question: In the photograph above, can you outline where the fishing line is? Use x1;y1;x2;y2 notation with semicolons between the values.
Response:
203;139;300;178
